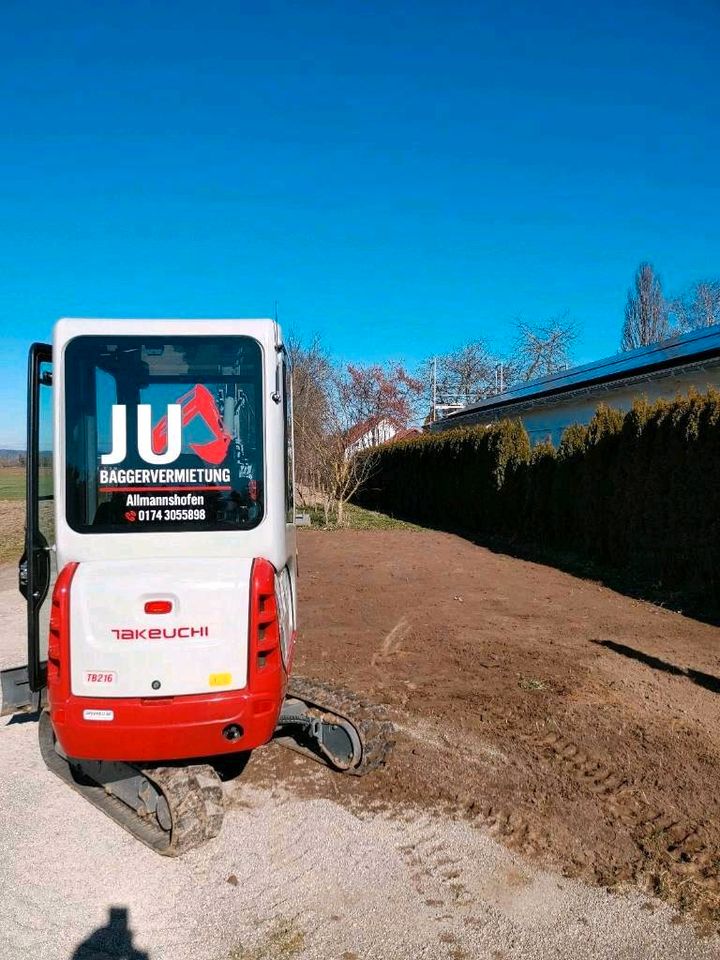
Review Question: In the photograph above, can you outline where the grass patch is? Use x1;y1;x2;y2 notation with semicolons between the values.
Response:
0;468;25;500
303;502;422;531
225;919;305;960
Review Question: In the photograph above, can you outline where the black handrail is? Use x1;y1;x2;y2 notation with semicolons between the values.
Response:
26;342;52;692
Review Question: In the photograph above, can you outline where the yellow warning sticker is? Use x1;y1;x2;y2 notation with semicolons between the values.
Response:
208;672;232;687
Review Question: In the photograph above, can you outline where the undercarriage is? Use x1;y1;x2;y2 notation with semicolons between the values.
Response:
35;677;395;855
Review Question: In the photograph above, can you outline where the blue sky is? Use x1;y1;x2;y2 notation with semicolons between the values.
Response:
0;0;719;445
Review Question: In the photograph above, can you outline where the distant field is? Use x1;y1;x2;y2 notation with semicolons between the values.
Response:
0;500;24;564
0;469;25;564
0;467;25;500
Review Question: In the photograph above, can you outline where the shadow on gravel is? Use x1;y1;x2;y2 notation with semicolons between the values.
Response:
594;639;720;694
72;907;149;960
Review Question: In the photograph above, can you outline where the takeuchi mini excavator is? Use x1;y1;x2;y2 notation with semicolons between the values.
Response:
2;318;393;854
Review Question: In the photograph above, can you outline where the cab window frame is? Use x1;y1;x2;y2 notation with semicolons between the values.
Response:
63;334;266;535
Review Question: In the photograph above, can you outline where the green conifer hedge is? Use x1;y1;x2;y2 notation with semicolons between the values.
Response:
354;392;720;611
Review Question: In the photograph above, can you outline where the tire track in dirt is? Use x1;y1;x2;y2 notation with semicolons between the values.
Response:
446;723;720;922
290;529;720;930
247;702;720;929
540;731;720;920
398;819;472;910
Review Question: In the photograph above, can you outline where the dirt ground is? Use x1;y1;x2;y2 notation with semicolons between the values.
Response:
3;525;720;958
7;568;720;960
242;529;720;929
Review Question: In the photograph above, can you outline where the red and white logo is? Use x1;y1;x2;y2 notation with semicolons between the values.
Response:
102;384;231;467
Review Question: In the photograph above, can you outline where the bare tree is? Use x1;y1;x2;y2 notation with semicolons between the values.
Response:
512;315;577;382
423;321;578;419
621;262;670;350
311;414;378;526
288;343;423;525
669;280;720;332
337;363;424;431
286;335;332;508
424;340;497;415
327;363;423;523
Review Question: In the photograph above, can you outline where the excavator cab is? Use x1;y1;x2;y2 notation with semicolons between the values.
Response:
2;319;393;855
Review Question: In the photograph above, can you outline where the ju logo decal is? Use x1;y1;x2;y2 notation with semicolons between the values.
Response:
102;384;232;467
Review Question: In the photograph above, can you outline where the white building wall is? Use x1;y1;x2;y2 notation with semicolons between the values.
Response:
447;365;720;446
344;418;398;458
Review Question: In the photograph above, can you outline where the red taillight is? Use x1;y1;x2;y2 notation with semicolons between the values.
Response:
144;600;173;615
250;558;279;666
247;558;286;706
48;562;78;689
248;557;284;689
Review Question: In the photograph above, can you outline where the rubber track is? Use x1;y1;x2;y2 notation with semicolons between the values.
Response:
286;675;395;776
38;711;224;856
143;764;225;855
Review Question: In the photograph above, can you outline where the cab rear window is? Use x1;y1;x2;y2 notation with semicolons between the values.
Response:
65;336;264;533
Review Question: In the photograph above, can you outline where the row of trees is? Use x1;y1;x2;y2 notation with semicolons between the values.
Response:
621;263;720;351
289;317;577;521
428;315;577;412
289;264;720;523
353;393;720;615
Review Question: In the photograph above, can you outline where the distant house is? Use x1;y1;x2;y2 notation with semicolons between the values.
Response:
429;326;720;445
392;426;423;443
344;416;421;458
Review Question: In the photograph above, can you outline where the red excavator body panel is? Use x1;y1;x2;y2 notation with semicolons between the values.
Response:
48;558;287;762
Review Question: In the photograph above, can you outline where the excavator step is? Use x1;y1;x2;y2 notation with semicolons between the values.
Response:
0;665;40;717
